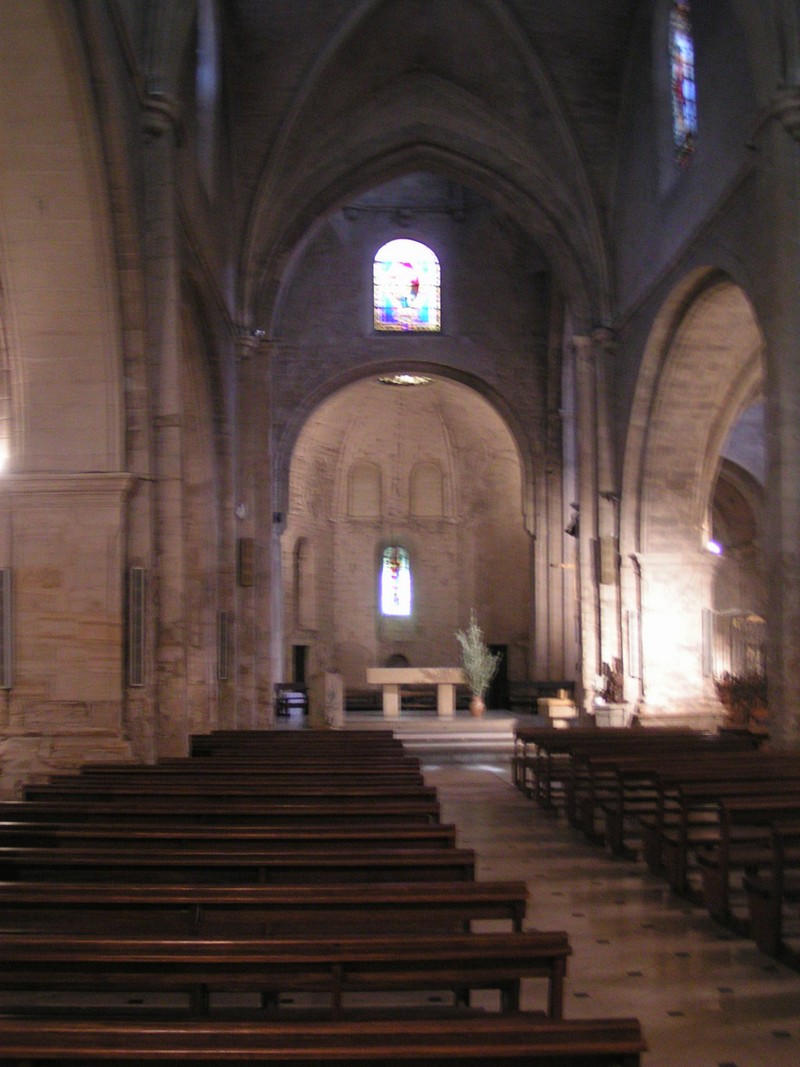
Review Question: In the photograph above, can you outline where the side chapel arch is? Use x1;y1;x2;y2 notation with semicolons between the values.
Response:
620;271;765;722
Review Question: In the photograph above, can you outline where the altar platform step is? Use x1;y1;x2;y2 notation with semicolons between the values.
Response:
343;709;517;763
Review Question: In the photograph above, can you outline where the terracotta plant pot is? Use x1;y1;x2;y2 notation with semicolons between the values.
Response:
469;695;486;717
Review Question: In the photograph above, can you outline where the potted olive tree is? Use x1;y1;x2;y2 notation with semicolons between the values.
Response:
455;609;501;716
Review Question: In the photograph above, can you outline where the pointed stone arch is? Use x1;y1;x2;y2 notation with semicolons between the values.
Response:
240;0;612;333
620;270;765;722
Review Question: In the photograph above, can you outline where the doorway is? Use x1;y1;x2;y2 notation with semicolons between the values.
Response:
292;644;308;686
486;644;509;710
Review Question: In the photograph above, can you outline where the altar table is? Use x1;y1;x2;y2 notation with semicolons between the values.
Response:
366;667;466;719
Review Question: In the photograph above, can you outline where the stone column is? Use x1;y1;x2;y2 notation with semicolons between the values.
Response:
531;380;573;682
142;95;189;757
573;335;601;713
235;333;274;727
592;328;623;670
0;474;135;793
233;332;258;728
755;88;800;749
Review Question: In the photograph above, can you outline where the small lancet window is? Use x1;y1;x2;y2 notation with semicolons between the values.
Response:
669;1;697;165
374;239;440;332
380;546;412;616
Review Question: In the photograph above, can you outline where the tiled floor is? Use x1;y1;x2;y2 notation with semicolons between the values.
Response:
424;760;800;1067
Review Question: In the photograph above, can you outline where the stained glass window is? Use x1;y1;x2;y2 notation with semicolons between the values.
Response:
380;546;412;616
374;240;440;332
670;1;697;165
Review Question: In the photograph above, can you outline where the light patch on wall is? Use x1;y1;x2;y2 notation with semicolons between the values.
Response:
377;374;432;387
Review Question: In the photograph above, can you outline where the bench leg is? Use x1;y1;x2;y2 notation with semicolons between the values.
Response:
747;886;784;958
500;981;521;1012
189;984;210;1015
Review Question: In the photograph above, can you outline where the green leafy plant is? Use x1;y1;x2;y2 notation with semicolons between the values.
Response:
455;609;501;699
714;671;768;728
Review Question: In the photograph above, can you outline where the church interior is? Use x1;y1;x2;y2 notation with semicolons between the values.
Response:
2;0;798;786
0;0;800;1063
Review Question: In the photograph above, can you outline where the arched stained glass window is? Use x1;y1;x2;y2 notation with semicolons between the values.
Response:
374;239;440;332
670;1;697;165
380;546;412;616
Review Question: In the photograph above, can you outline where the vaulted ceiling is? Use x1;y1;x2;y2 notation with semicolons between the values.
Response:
225;0;640;323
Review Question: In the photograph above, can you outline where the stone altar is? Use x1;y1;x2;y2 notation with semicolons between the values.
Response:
366;667;466;719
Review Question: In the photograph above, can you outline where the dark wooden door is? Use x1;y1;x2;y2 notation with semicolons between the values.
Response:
486;644;509;710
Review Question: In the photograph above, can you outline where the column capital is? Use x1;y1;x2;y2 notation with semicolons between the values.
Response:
773;86;800;141
142;93;182;140
571;334;593;361
591;325;617;357
236;328;268;362
571;328;617;361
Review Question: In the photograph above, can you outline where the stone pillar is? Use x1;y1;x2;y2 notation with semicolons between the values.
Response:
142;95;189;757
531;383;573;681
756;88;800;749
592;328;623;670
233;333;257;728
309;670;344;729
573;335;601;713
0;474;135;793
234;332;274;728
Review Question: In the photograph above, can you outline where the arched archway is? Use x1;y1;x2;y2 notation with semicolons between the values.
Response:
281;374;544;707
620;271;765;723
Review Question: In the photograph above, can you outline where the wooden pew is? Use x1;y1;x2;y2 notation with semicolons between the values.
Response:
640;766;800;896
593;747;795;859
743;818;800;961
0;797;442;826
0;878;530;935
0;821;459;852
0;1013;648;1066
512;725;607;799
694;794;800;928
79;757;424;780
0;929;572;1019
191;730;405;757
0;845;476;884
565;737;754;843
23;780;440;803
512;726;721;810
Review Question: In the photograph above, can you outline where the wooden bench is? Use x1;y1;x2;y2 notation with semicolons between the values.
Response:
0;929;572;1018
0;878;530;936
590;744;787;858
512;725;707;799
0;797;442;826
23;780;440;803
640;766;800;896
43;767;428;795
566;737;755;844
0;845;476;885
693;794;800;928
512;726;709;808
190;730;405;757
0;821;459;852
743;818;800;961
274;683;308;716
0;1013;648;1065
81;754;424;775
